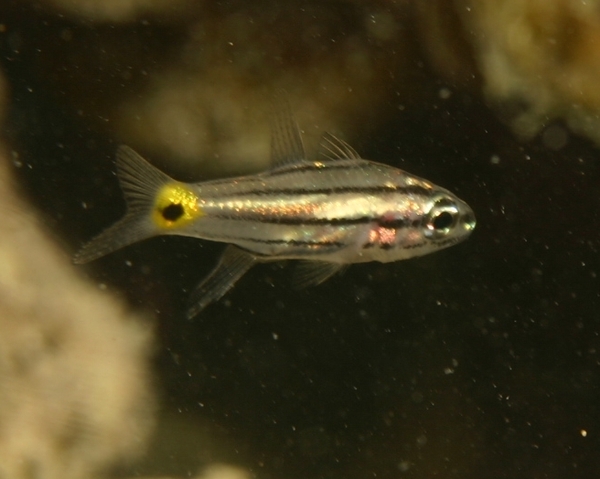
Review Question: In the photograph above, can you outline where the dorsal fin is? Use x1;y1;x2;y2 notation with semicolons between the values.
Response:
319;132;361;161
270;91;307;168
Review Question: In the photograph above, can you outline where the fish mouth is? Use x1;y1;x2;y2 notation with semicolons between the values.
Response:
461;211;476;233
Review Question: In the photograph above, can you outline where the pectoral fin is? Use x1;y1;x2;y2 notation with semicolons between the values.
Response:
293;261;346;289
187;245;257;318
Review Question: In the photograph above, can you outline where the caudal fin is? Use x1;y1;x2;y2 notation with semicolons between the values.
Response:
73;146;172;264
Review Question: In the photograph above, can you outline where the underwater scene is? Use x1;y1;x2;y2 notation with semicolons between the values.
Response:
0;1;599;478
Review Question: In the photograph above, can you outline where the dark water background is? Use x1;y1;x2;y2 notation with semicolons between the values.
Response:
2;4;600;479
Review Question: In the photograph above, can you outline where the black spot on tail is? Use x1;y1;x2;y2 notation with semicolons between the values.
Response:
162;203;184;221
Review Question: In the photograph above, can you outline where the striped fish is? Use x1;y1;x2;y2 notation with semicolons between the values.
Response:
74;101;475;317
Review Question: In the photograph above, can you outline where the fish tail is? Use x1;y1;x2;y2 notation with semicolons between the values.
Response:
73;146;174;264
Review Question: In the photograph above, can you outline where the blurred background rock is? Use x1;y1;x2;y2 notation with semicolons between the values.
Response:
418;0;600;144
0;0;599;478
3;0;413;175
0;71;153;478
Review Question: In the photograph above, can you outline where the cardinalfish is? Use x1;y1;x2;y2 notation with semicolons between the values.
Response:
74;99;476;317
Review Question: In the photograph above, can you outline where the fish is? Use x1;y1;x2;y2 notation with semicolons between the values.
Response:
74;99;476;317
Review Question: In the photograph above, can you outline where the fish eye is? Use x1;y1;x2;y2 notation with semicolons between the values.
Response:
432;211;454;230
162;203;185;222
424;197;459;239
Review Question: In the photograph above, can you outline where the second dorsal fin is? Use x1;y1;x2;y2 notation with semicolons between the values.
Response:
319;132;361;161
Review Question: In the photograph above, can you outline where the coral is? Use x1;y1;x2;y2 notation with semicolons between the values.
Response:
14;1;412;174
417;0;600;143
32;0;195;22
0;72;154;475
135;464;250;479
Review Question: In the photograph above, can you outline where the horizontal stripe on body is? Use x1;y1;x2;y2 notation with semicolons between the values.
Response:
207;184;430;199
207;213;416;229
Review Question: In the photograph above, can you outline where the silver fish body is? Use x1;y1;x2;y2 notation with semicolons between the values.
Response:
181;158;473;263
74;101;475;317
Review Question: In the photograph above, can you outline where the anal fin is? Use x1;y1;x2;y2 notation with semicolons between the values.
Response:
187;245;257;318
293;261;346;290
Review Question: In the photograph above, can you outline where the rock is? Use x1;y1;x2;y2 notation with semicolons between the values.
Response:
0;67;154;476
417;0;600;144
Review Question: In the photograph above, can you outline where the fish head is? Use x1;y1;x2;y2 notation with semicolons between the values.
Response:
417;190;476;253
362;184;476;263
